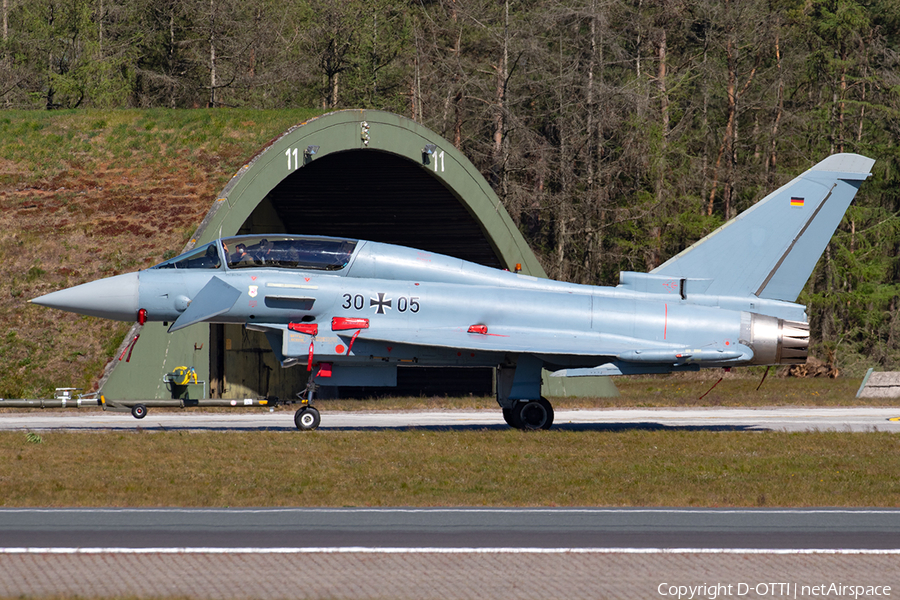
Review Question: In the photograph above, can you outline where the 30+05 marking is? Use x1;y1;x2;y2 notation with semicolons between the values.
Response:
342;293;420;314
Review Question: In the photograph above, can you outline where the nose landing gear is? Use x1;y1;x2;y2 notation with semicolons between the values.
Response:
294;405;321;430
294;383;321;431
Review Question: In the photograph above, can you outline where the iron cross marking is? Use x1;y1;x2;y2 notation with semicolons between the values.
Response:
370;292;392;314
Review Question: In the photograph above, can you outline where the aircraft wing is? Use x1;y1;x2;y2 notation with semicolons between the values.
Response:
349;326;750;365
353;326;660;358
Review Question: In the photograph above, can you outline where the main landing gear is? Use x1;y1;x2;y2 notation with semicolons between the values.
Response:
294;382;321;431
502;397;554;430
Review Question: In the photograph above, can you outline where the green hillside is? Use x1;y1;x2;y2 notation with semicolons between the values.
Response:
0;109;319;399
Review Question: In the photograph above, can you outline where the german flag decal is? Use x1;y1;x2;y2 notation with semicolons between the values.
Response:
790;197;805;207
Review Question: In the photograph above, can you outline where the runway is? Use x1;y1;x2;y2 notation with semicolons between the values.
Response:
1;406;900;432
1;508;898;599
1;507;900;549
2;411;898;598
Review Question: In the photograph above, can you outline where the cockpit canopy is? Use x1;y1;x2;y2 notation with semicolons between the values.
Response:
151;235;358;271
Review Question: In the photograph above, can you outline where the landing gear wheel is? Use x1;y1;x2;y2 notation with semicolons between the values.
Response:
503;406;523;429
131;404;148;419
294;406;321;431
513;398;554;430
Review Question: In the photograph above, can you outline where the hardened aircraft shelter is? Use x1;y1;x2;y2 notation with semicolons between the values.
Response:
100;110;615;401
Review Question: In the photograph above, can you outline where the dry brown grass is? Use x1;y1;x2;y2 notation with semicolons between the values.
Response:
1;428;898;507
610;372;876;407
305;374;877;411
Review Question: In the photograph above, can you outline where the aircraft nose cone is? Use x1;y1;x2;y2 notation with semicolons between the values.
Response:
30;272;140;321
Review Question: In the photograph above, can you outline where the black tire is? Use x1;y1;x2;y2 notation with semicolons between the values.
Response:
514;398;554;430
537;397;554;430
131;404;148;419
502;407;517;428
294;406;321;431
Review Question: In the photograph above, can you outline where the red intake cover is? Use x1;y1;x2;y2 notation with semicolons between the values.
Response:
288;323;318;335
332;317;370;331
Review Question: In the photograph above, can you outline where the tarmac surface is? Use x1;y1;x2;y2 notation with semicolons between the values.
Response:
2;507;900;549
1;406;900;432
1;548;898;600
1;508;899;599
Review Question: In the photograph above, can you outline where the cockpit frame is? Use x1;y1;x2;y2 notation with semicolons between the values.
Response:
151;235;358;272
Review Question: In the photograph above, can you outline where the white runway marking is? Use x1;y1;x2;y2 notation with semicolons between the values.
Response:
3;547;900;555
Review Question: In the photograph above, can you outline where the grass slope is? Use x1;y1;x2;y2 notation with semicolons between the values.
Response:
0;109;319;399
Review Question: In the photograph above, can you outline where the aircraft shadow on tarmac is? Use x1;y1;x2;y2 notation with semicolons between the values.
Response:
91;422;768;433
325;422;767;433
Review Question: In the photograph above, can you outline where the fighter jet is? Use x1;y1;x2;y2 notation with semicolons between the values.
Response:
31;153;875;430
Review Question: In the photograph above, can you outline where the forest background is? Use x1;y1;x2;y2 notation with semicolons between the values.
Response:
2;0;900;381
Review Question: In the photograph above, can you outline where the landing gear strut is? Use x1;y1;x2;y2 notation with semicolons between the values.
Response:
294;382;321;431
496;359;554;430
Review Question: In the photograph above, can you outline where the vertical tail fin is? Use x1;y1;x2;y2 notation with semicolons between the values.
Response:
652;153;875;302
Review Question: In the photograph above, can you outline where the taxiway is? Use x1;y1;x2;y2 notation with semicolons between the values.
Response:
0;406;899;432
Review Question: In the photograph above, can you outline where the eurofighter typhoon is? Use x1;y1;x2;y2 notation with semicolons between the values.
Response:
31;153;875;430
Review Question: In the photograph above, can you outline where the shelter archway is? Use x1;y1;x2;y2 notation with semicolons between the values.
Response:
100;110;547;400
